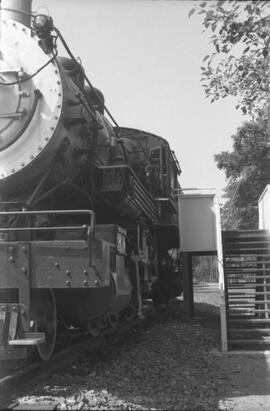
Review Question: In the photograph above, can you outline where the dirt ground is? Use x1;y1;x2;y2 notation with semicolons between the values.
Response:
221;353;270;411
2;284;270;411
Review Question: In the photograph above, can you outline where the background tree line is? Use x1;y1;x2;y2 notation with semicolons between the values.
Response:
190;0;270;230
190;1;270;281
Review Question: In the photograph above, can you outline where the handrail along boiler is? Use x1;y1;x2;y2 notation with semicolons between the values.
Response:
0;0;182;360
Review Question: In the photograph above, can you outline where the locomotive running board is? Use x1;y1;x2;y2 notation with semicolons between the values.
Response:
9;332;45;346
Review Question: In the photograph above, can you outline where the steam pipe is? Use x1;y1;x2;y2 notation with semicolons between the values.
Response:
0;0;32;27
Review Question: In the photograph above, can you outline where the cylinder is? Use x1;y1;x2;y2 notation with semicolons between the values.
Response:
1;0;32;27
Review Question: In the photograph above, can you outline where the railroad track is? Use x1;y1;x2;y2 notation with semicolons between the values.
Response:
0;304;155;410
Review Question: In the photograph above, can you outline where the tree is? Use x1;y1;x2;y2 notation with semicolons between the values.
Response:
193;256;219;283
190;1;270;121
215;120;270;229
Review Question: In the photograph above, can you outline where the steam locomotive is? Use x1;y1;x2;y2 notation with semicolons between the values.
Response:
0;0;182;361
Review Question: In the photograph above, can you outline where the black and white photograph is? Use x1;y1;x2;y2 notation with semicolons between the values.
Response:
0;0;270;410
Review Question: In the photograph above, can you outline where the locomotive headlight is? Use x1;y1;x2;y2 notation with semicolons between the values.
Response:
32;14;55;54
33;14;53;32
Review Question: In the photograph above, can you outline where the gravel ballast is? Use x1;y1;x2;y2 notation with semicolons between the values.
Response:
3;285;270;410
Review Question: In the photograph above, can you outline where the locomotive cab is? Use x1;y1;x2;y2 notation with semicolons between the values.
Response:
149;145;180;199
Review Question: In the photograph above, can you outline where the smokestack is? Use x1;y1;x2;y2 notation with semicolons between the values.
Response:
1;0;32;27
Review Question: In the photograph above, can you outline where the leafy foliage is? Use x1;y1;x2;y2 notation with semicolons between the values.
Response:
215;120;270;229
193;256;219;283
190;1;270;119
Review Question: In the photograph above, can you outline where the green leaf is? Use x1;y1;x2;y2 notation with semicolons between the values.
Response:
217;0;225;7
203;54;210;62
188;8;196;18
197;0;269;123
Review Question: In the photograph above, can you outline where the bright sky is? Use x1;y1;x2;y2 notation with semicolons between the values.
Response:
33;0;244;200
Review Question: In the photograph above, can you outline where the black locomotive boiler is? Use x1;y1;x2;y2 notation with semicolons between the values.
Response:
0;0;182;361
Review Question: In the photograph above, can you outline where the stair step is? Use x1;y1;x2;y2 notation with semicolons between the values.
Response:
229;300;262;303
228;287;269;291
225;265;270;268
225;253;270;258
229;316;258;320
227;282;257;285
225;249;270;254
228;301;256;305
228;318;270;323
228;328;270;334
229;339;270;344
229;301;270;306
228;298;256;300
223;229;268;235
222;229;270;350
230;308;270;313
9;332;45;346
224;242;270;246
226;268;270;272
226;275;270;279
228;292;270;296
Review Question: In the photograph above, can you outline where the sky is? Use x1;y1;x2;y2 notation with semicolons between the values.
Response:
33;0;244;201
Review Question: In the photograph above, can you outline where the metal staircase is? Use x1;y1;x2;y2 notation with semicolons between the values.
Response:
222;230;270;351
